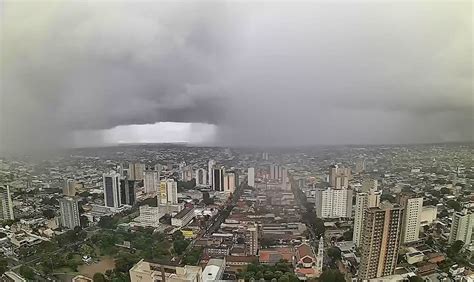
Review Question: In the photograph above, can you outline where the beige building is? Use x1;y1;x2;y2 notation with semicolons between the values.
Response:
63;179;76;197
329;165;351;189
399;194;423;244
353;189;381;247
129;260;202;282
420;205;437;226
449;210;473;245
359;202;404;280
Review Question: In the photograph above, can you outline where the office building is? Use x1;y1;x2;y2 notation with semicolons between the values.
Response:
144;170;159;194
59;197;80;229
195;168;207;186
248;167;255;187
353;189;381;246
315;187;353;218
120;178;136;206
449;210;473;245
0;185;14;220
247;223;259;255
359;202;404;280
212;167;225;192
399;194;423;244
329;165;351;189
224;171;237;194
63;179;76;197
159;179;178;205
103;171;121;208
208;159;216;185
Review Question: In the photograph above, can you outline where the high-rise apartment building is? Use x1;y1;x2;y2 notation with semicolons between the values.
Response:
247;167;255;187
195;168;207;186
449;210;473;245
63;179;76;197
399;194;423;244
59;197;80;229
208;159;216;185
0;185;14;220
329;165;351;189
159;179;178;205
181;166;194;182
224;171;237;194
315;187;353;218
144;170;159;194
120;178;136;206
247;223;259;255
212;167;225;192
103;172;121;208
359;202;404;280
353;189;381;246
270;164;282;180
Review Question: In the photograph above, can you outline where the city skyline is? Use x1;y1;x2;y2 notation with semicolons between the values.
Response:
1;1;472;153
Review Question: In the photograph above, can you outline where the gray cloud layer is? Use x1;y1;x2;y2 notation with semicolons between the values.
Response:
1;1;472;152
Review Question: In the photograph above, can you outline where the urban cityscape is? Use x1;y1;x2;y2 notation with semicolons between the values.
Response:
1;0;472;281
0;143;472;281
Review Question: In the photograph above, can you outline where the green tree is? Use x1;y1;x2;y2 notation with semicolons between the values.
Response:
408;276;425;282
447;240;464;258
0;258;8;275
319;269;345;282
19;266;35;280
93;272;107;282
447;200;462;212
342;229;353;241
42;209;56;219
327;247;342;261
173;240;190;255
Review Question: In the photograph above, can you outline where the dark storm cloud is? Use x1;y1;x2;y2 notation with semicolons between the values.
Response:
1;1;472;152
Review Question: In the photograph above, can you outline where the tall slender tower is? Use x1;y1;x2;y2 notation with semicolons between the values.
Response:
103;172;121;208
316;236;324;274
449;210;473;245
0;185;14;220
208;160;216;186
59;197;80;229
399;193;423;244
63;179;76;197
359;202;404;280
353;189;381;246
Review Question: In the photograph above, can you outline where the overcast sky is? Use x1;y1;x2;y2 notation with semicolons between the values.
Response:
1;0;472;152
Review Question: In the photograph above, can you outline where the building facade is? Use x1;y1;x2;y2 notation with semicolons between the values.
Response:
144;170;159;194
247;167;255;187
103;172;121;208
59;197;81;229
315;187;353;218
0;185;14;220
399;194;423;244
63;179;76;197
449;210;473;245
212;167;225;192
353;190;381;246
359;203;404;280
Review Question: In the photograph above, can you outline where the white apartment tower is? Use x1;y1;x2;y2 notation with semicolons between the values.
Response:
144;170;159;194
399;194;423;244
63;179;76;197
208;159;216;185
315;187;353;218
353;189;381;246
59;197;80;229
247;167;255;187
103;171;122;208
159;179;178;205
0;185;14;220
449;210;473;245
195;168;207;186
